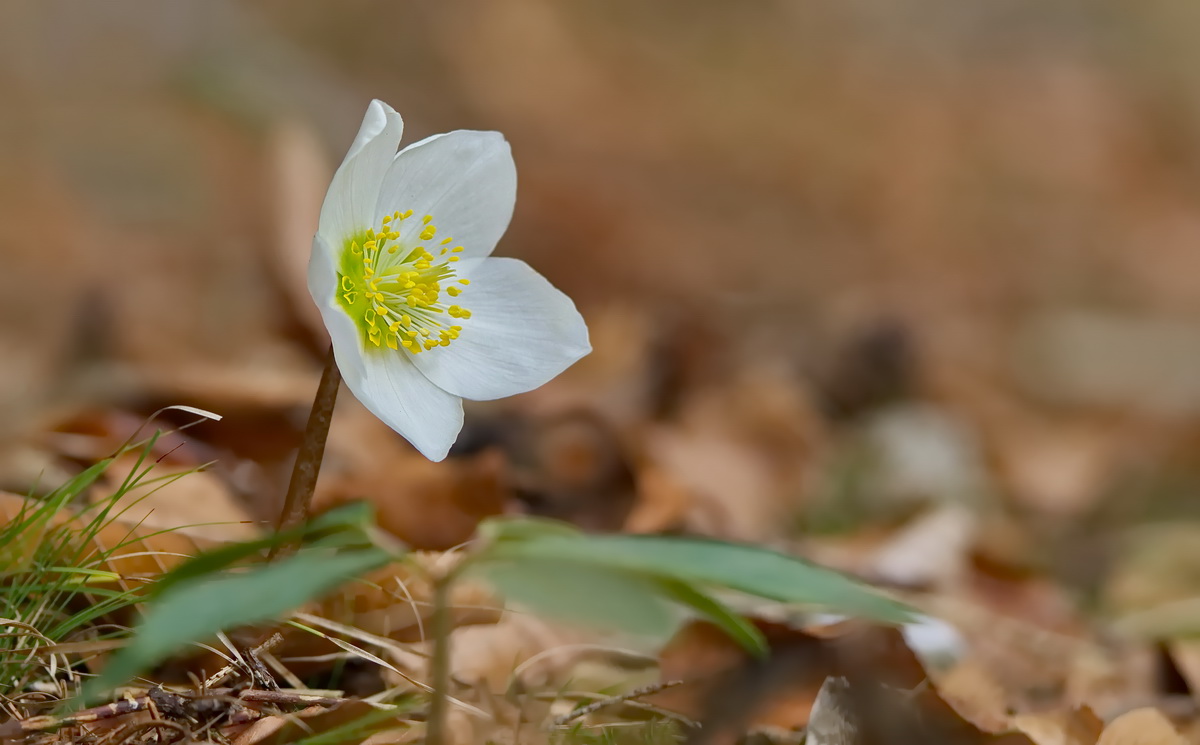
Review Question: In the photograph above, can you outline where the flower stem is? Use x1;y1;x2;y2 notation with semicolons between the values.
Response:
270;345;341;558
425;573;453;745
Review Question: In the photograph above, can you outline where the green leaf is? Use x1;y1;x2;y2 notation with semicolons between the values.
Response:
476;515;583;544
478;520;913;625
478;559;679;638
85;546;390;698
53;458;114;505
655;579;767;657
149;503;377;598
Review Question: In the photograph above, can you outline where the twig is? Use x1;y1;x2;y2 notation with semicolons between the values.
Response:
0;685;349;737
270;345;341;559
552;680;685;726
203;632;284;690
219;688;346;707
106;718;193;745
616;699;701;728
533;689;698;730
0;693;152;736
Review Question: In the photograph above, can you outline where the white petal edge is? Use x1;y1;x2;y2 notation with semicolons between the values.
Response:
317;100;404;248
409;257;591;401
344;351;465;462
374;131;517;260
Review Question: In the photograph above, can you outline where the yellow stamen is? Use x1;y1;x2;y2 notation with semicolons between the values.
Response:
335;209;473;357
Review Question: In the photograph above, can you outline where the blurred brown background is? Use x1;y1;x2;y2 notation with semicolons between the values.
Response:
4;0;1199;392
7;0;1200;556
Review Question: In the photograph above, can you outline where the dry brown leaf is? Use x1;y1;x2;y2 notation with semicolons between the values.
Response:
1063;644;1157;722
651;619;927;729
643;423;784;542
1010;707;1104;745
316;398;511;550
623;462;690;534
992;417;1127;519
729;673;1038;745
920;597;1086;710
1166;641;1200;703
440;612;649;695
868;505;976;588
938;661;1014;733
0;440;77;497
1096;708;1185;745
919;596;1153;719
801;671;1046;743
374;614;661;745
499;409;637;531
92;454;260;542
46;406;213;466
230;701;403;745
1106;524;1200;618
636;360;821;543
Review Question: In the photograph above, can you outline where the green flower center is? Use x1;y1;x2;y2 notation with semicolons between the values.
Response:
335;210;472;355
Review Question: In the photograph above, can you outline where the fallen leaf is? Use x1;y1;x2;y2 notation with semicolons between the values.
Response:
1010;707;1104;745
92;454;260;542
1095;708;1185;745
316;398;511;550
939;660;1014;733
499;409;638;531
868;505;976;588
623;462;691;534
231;701;404;745
651;619;927;729
644;423;785;542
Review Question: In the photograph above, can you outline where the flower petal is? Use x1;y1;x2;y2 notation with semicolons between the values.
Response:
318;100;404;246
375;131;516;259
409;257;590;401
344;350;465;462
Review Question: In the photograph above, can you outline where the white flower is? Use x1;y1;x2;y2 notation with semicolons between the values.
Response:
308;100;590;461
